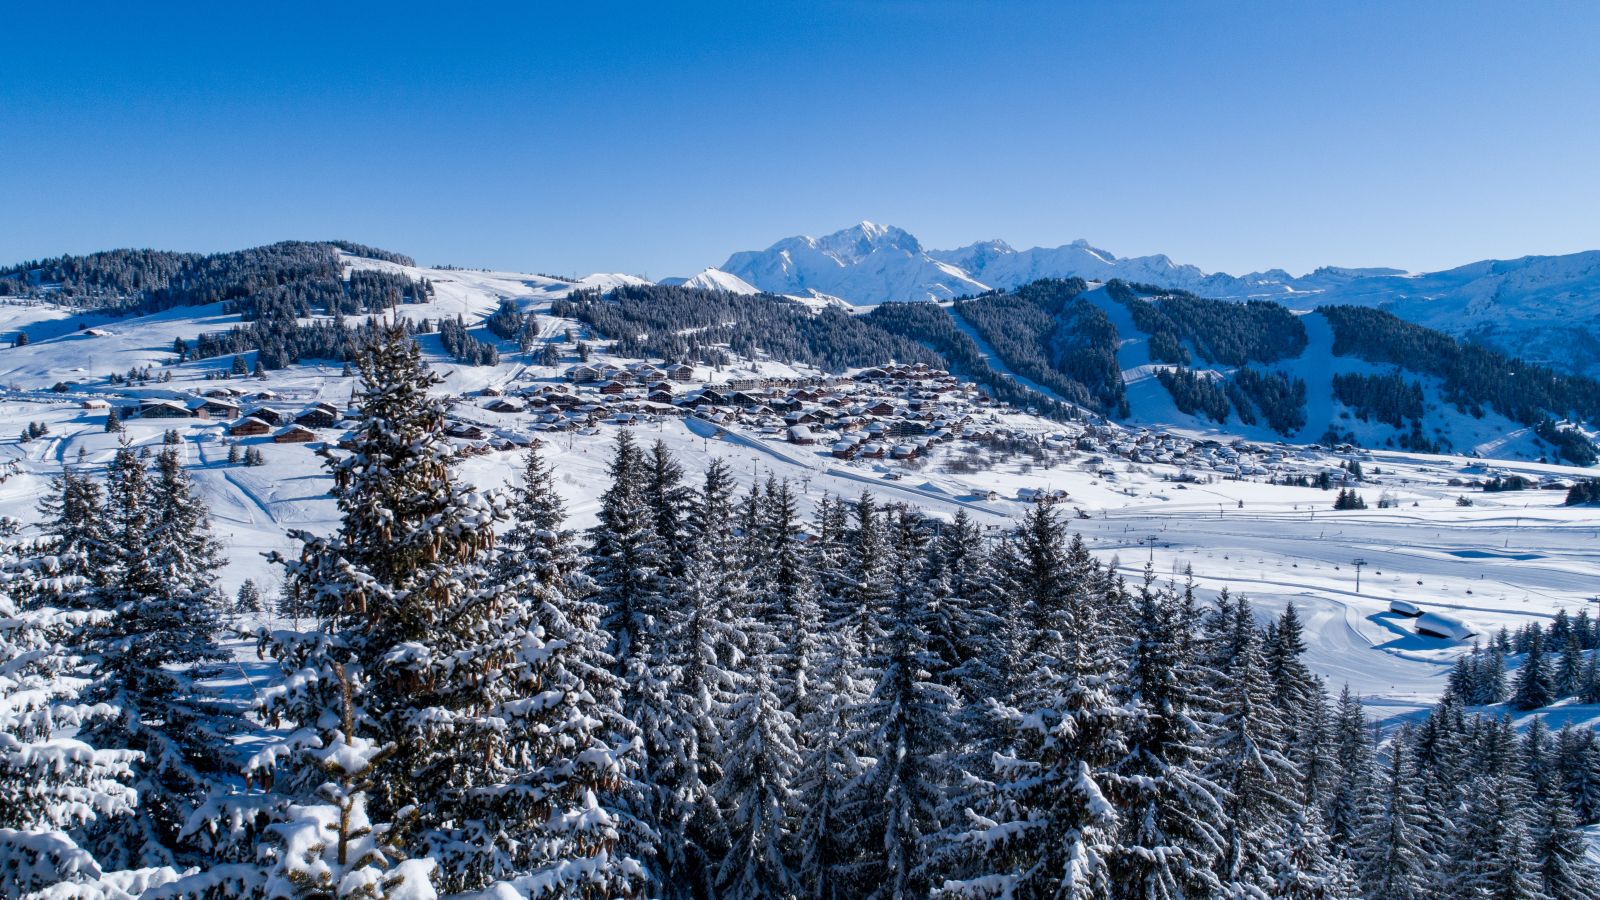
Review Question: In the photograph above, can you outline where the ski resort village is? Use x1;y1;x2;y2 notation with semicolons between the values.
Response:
5;240;1600;899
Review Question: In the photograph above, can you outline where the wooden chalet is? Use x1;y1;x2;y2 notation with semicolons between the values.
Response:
294;404;340;429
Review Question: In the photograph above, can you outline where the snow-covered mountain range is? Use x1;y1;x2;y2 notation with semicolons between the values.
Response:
709;222;1600;378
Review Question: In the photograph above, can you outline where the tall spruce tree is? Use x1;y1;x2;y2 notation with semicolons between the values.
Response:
841;521;956;900
479;445;648;897
247;326;646;896
74;440;233;869
586;429;674;891
791;501;873;900
1204;595;1299;892
1532;794;1600;900
1354;740;1432;900
941;503;1129;900
1325;686;1374;852
1109;567;1224;900
1513;631;1557;711
659;459;751;898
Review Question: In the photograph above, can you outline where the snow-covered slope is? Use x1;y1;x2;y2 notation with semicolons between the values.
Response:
720;222;989;305
658;267;761;294
576;273;653;292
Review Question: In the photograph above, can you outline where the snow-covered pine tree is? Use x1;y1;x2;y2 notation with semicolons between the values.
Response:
791;501;873;900
1263;603;1325;756
242;325;612;896
1444;775;1543;900
1325;685;1374;853
810;494;854;622
1108;566;1224;900
1296;688;1336;809
585;429;674;890
1406;697;1466;863
986;500;1073;706
835;491;894;650
643;438;693;580
756;477;824;722
933;512;1008;781
157;666;440;900
1522;715;1557;803
73;440;234;870
0;548;164;899
716;656;803;899
477;445;648;899
839;514;956;900
31;465;109;607
938;502;1128;900
1203;594;1299;892
1512;631;1556;710
1354;739;1432;900
1554;724;1600;826
922;510;995;678
657;459;751;899
235;579;263;615
1267;807;1354;900
1554;632;1584;699
1531;793;1600;900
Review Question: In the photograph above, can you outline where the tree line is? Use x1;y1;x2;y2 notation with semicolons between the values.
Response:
5;328;1599;900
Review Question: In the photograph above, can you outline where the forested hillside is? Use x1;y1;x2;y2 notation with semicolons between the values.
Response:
554;284;945;372
1108;279;1308;366
0;241;416;313
953;278;1129;415
1321;305;1600;424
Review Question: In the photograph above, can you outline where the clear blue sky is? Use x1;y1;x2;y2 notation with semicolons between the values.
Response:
3;1;1597;280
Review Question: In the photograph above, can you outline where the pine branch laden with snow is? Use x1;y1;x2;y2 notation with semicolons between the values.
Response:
156;665;437;900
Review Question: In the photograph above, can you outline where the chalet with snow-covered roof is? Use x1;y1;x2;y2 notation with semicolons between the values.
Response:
273;425;317;443
484;398;526;413
229;417;271;437
140;400;196;419
294;405;340;429
245;407;291;426
664;363;696;382
191;397;241;419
